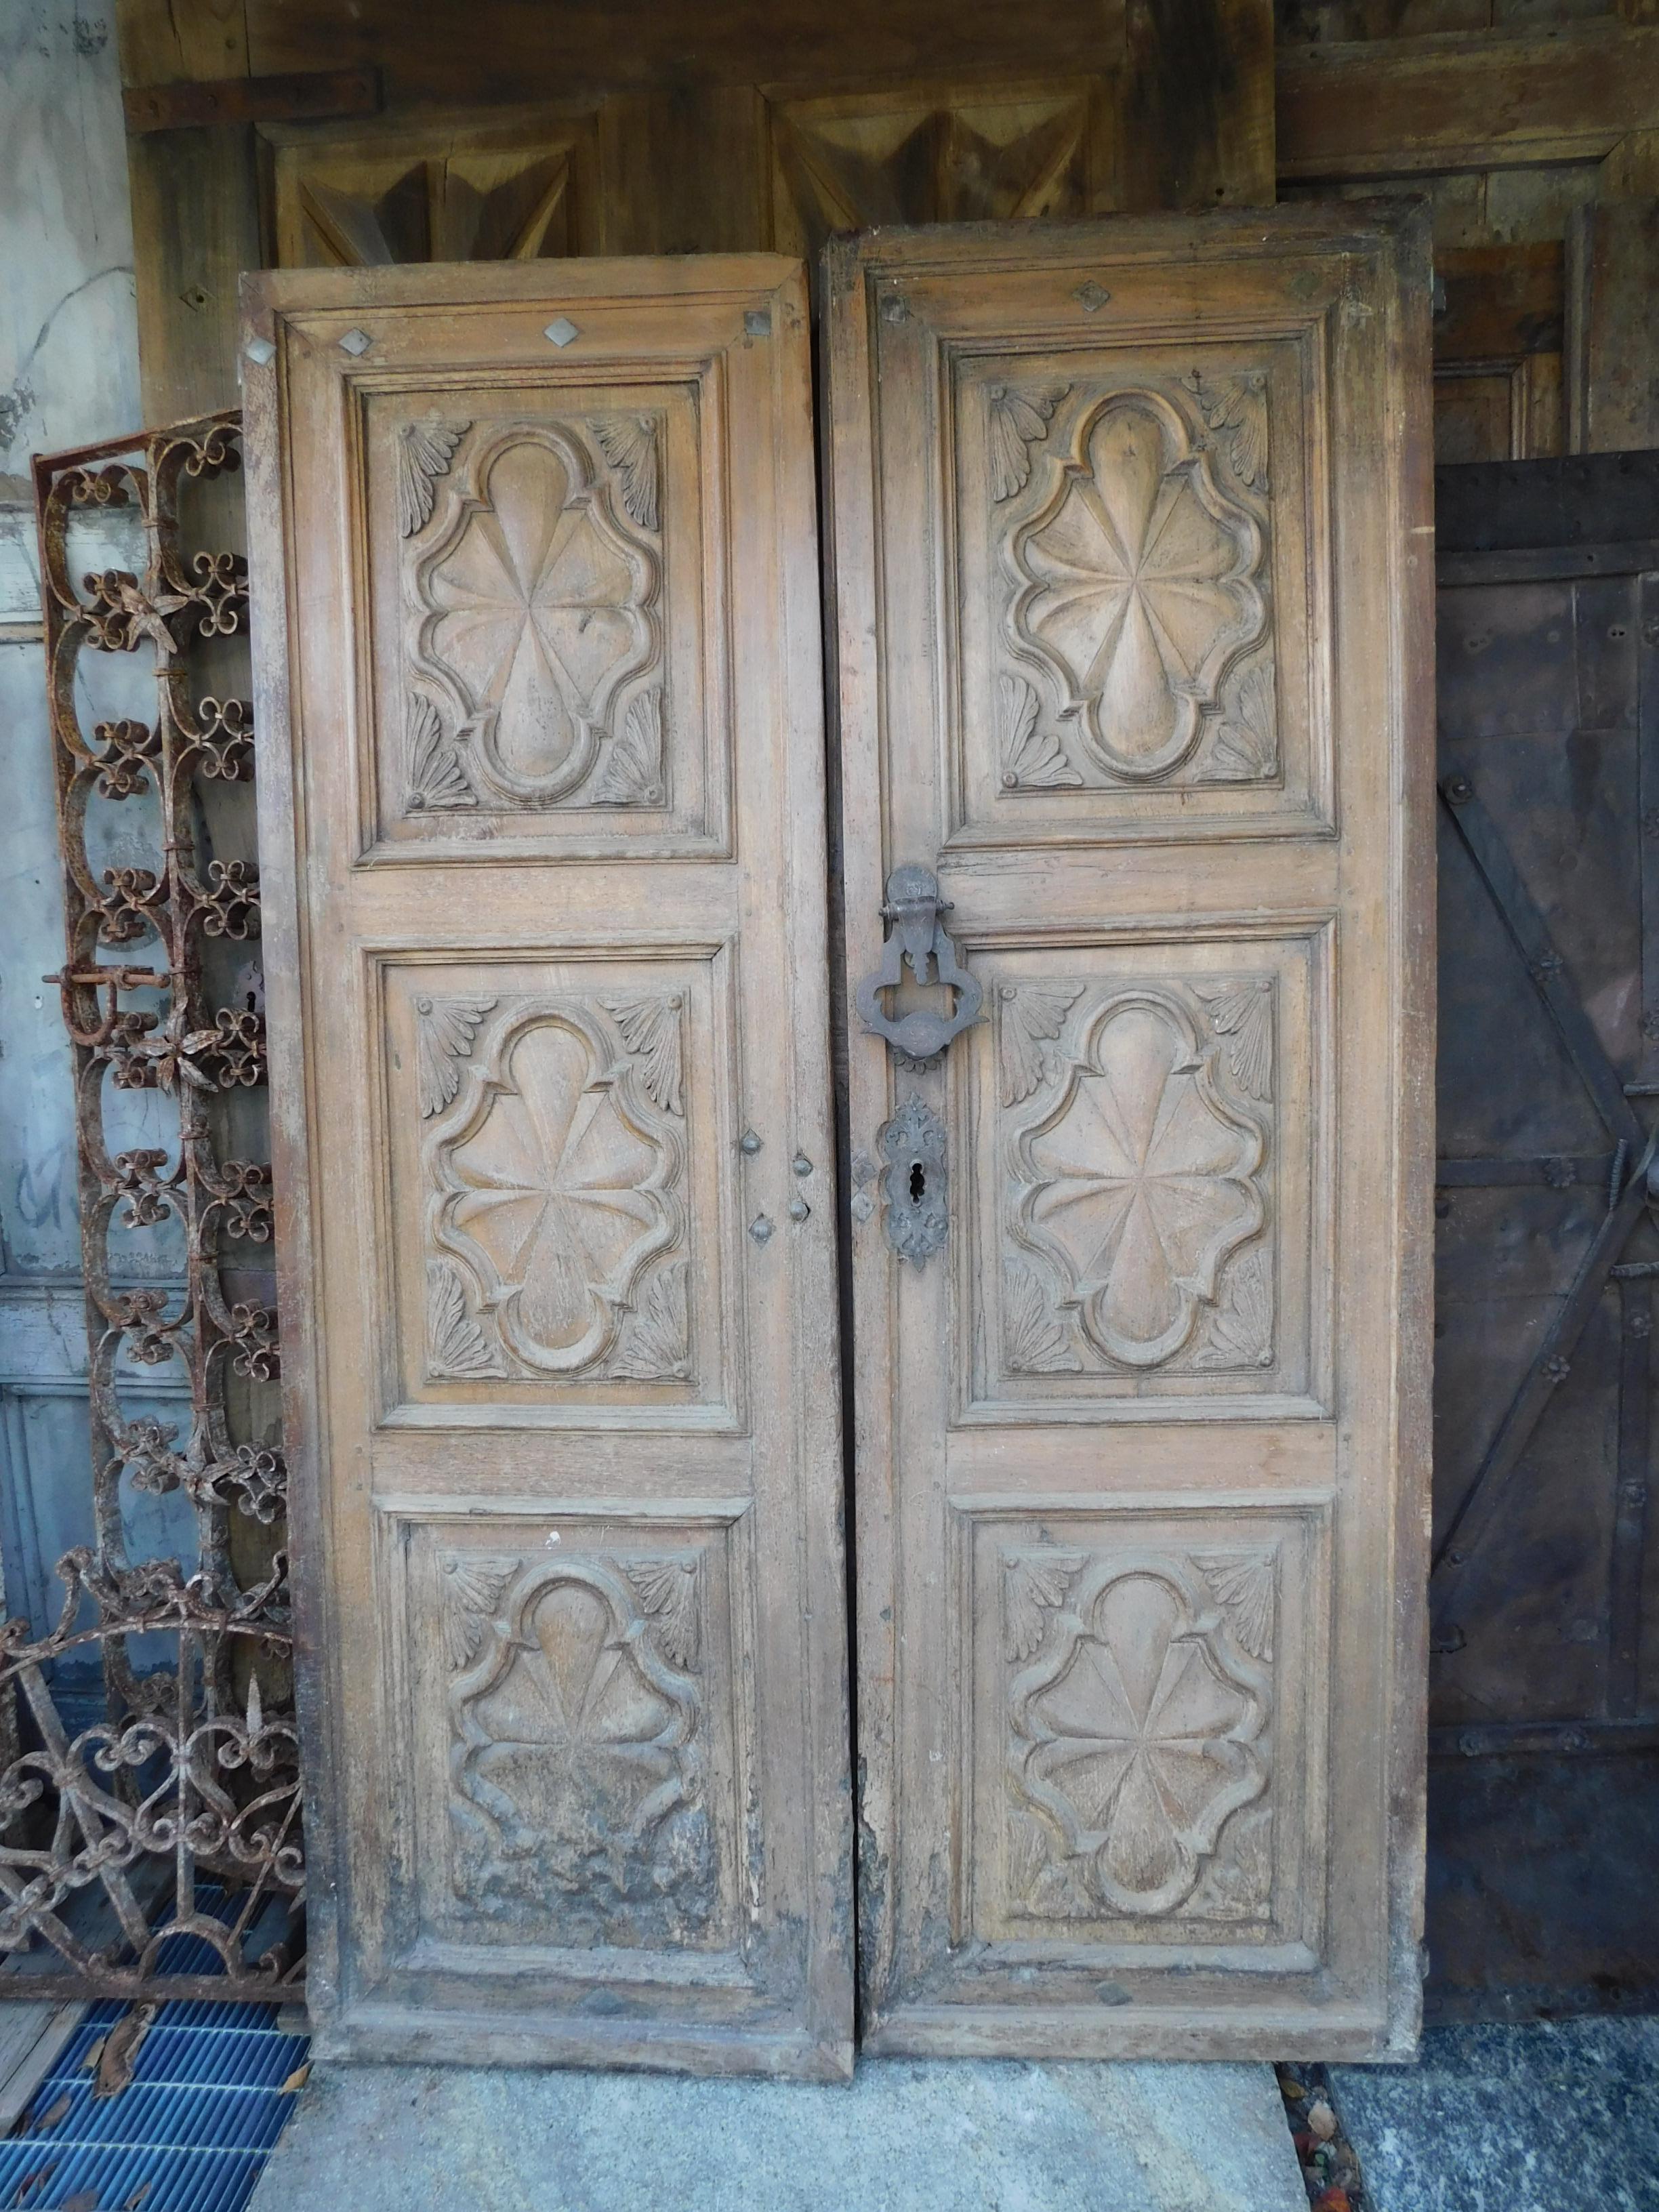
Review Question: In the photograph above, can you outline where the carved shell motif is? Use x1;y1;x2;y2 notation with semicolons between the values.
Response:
417;995;497;1118
441;1555;512;1669
591;689;665;807
427;1258;504;1378
591;415;661;531
407;693;475;811
999;980;1085;1105
987;384;1068;501
1004;1549;1083;1660
1211;660;1278;783
623;1553;701;1667
601;991;683;1114
998;672;1080;791
1193;978;1273;1102
607;1258;690;1382
398;419;470;537
1004;1260;1082;1376
1186;369;1269;491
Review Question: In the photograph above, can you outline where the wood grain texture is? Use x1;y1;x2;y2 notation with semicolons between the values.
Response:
118;0;260;422
1120;0;1275;209
1277;22;1659;178
124;64;380;133
117;0;249;84
1565;194;1659;449
825;204;1433;2060
1433;243;1565;463
264;106;605;264
127;121;262;421
241;255;853;2076
243;0;1125;105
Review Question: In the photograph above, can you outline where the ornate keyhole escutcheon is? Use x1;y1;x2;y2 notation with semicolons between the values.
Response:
877;1092;949;1265
856;865;983;1063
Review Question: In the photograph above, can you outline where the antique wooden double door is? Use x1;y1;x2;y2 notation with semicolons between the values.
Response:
245;207;1433;2077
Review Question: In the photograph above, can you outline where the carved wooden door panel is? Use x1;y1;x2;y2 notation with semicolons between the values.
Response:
243;259;853;2076
826;209;1435;2057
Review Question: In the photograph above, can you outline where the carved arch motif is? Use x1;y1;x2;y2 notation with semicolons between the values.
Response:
423;996;687;1380
1005;1549;1271;1919
1004;384;1270;785
405;420;663;809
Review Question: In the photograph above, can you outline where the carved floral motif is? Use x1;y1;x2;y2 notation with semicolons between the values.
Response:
998;380;1276;788
408;424;661;809
1005;980;1274;1374
448;1555;714;1942
426;998;688;1381
1010;392;1265;781
1005;1549;1271;1919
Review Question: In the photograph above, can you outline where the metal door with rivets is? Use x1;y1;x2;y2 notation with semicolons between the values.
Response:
1428;453;1659;2020
826;208;1436;2058
243;257;854;2076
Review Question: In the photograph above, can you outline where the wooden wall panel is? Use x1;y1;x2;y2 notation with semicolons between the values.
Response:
764;79;1115;262
119;5;1659;447
264;109;605;265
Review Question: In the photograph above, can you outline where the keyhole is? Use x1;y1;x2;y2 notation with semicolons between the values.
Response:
909;1160;926;1204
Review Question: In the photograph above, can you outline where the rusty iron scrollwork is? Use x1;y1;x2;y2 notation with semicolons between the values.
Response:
9;412;304;1999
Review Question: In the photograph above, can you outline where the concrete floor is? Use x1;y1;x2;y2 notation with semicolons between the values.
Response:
248;2053;1305;2212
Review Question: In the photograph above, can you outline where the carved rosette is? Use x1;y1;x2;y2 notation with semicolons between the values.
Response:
421;994;692;1383
1002;978;1275;1377
992;376;1277;790
447;1554;714;1942
1004;1549;1273;1921
403;418;668;813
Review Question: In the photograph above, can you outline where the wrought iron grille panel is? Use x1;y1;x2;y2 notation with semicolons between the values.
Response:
3;411;304;2000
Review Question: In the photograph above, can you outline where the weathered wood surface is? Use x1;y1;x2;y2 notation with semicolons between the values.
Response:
116;0;258;421
123;64;380;134
1120;0;1275;209
826;205;1435;2059
1567;196;1659;451
241;255;853;2076
1277;22;1659;178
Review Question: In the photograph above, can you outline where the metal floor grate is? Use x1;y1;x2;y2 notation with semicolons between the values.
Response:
0;1906;310;2212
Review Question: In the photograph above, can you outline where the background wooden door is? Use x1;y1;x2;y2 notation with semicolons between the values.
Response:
243;257;853;2076
827;207;1435;2059
1429;453;1659;2020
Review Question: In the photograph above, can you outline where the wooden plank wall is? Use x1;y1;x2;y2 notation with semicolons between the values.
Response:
115;1;1659;476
